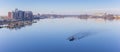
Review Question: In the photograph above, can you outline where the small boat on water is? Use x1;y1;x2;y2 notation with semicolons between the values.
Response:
68;31;96;41
68;36;76;41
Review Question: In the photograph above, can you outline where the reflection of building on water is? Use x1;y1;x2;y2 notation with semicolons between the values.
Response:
0;20;37;30
68;31;95;41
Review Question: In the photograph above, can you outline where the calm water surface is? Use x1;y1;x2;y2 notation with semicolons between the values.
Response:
0;18;120;52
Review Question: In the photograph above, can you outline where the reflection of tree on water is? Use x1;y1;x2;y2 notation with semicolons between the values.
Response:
0;20;38;30
68;31;97;41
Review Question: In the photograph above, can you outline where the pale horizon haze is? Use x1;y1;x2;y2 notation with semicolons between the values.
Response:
0;0;120;16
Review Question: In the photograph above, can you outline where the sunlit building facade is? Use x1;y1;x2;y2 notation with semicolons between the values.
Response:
8;12;13;19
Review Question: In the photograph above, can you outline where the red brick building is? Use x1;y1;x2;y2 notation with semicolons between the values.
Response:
8;12;12;19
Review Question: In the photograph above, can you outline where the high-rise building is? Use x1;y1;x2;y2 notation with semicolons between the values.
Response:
14;11;19;19
8;12;12;19
24;11;33;19
12;11;15;19
18;11;25;19
12;9;33;20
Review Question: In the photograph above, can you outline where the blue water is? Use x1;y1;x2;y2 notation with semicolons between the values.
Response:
0;18;120;52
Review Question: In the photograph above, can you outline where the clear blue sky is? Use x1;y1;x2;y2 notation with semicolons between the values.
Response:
0;0;120;15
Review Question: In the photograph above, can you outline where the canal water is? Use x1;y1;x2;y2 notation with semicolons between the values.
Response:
0;18;120;52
